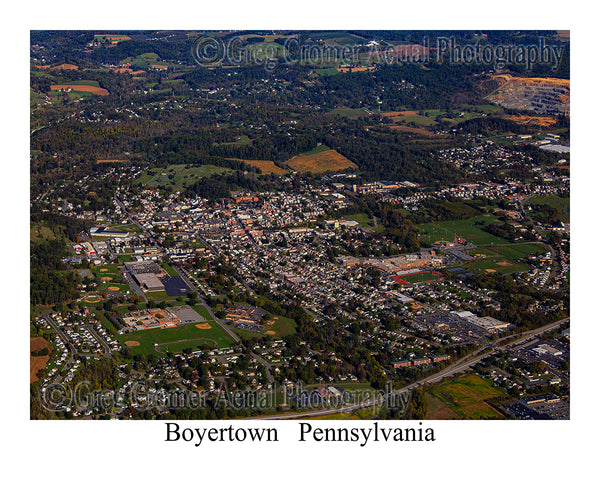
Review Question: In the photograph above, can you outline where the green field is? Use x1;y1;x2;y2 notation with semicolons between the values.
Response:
161;262;179;277
395;271;444;283
418;215;506;245
218;135;252;146
301;144;331;155
466;243;549;275
316;68;340;76
343;213;372;228
426;374;505;419
63;79;100;87
527;195;570;223
119;319;234;356
232;314;297;339
145;291;171;301
134;164;232;189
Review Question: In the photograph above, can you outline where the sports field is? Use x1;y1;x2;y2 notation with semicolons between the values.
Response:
418;215;506;245
393;271;444;283
466;243;550;275
119;319;234;355
425;374;505;419
286;146;357;174
233;315;297;340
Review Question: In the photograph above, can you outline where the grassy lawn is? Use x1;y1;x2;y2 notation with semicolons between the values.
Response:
145;291;170;301
418;215;506;245
161;262;179;277
343;213;373;228
426;374;505;419
119;319;234;355
267;315;297;337
191;304;212;320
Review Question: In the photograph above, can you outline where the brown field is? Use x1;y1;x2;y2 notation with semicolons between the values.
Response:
95;34;131;40
485;269;497;273
491;74;570;87
107;286;120;291
265;330;276;335
387;124;436;137
31;337;52;383
286;149;357;174
230;158;287;174
381;110;418;117
97;159;129;164
507;115;558;127
39;63;78;71
100;268;108;272
101;276;113;281
496;261;512;267
114;67;145;75
31;337;50;353
51;84;109;96
31;356;51;383
337;66;376;73
195;323;212;330
125;341;140;346
425;392;461;419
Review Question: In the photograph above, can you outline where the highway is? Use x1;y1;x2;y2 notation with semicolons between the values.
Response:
254;317;569;420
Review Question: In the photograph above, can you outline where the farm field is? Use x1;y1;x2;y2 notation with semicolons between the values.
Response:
286;146;357;174
134;164;232;189
51;84;109;96
425;374;505;419
418;215;506;245
228;158;287;175
30;337;51;383
387;124;437;137
118;319;234;356
328;107;370;119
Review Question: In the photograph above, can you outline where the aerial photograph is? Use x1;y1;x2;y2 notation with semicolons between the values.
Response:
30;29;571;422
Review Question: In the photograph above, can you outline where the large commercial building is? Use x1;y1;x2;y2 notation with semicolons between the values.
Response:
125;261;166;292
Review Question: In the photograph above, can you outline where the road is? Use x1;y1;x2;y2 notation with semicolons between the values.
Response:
254;317;569;419
172;264;275;383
